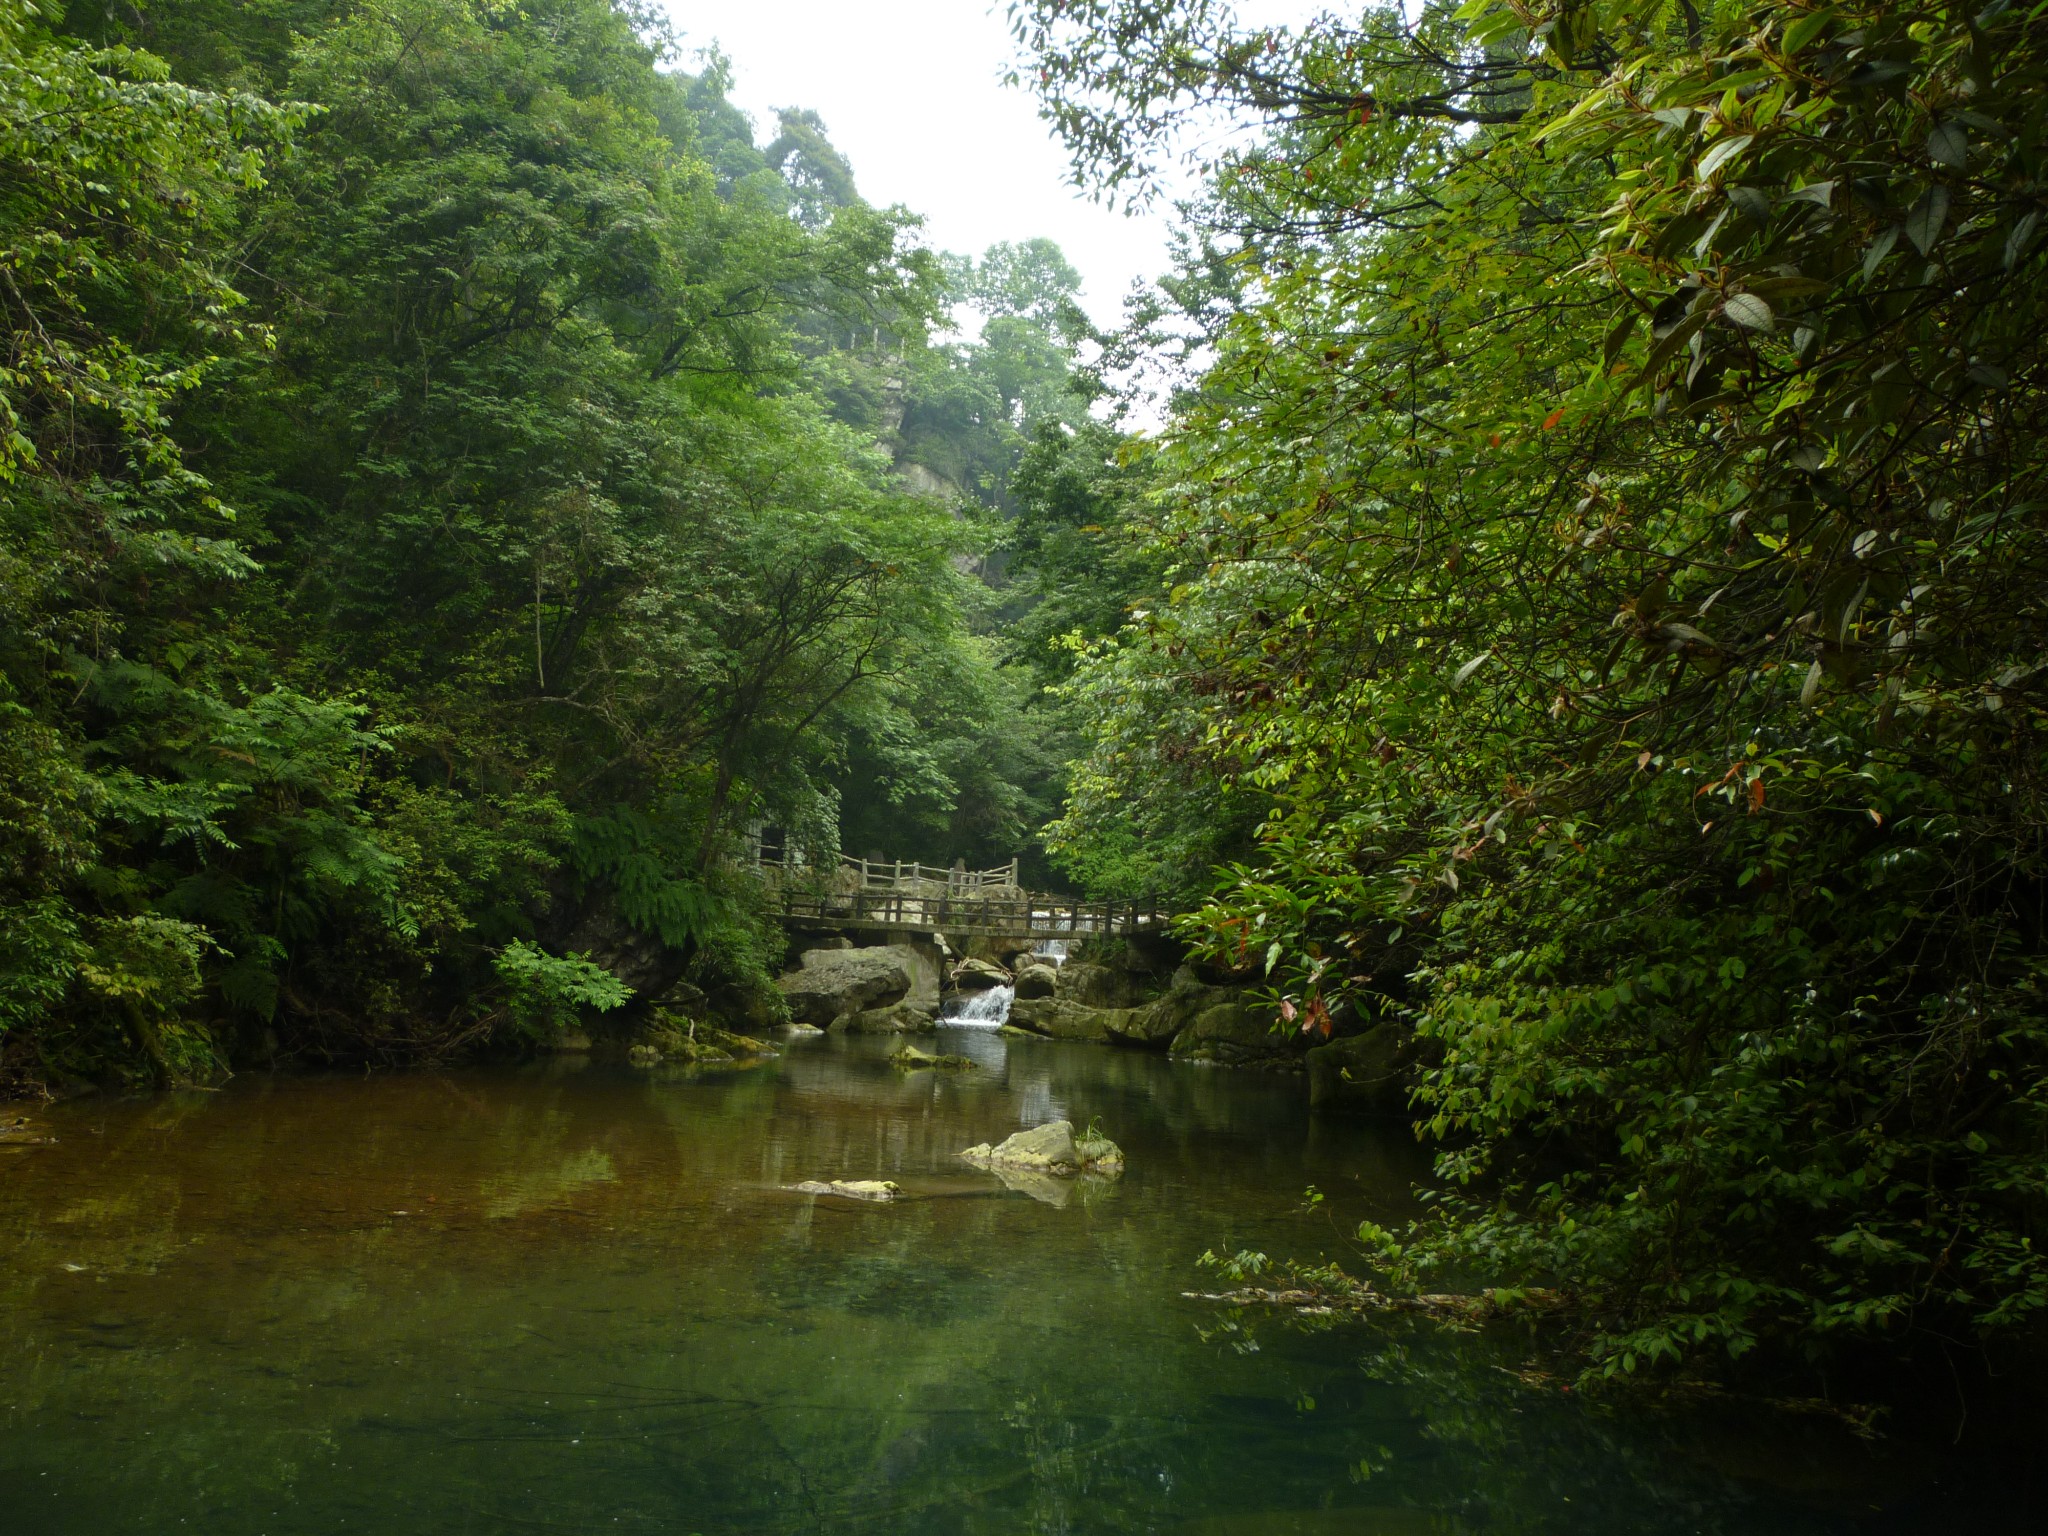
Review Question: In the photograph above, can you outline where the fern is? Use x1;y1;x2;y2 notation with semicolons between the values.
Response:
570;808;721;950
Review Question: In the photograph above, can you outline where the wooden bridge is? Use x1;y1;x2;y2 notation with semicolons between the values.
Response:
747;851;1165;939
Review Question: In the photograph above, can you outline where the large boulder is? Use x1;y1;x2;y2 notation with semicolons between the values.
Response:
1013;962;1059;1000
951;956;1012;992
960;1119;1123;1175
1006;997;1132;1043
830;1000;936;1034
1306;1025;1417;1115
1104;999;1185;1048
1168;996;1303;1070
1054;960;1143;1010
778;947;913;1027
966;936;1037;970
1107;965;1244;1051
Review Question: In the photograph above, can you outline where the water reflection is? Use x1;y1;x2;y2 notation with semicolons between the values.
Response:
0;1030;1980;1533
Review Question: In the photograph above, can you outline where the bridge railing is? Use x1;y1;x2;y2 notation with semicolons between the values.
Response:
751;851;1020;892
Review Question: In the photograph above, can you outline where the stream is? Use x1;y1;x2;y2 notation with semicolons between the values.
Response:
0;1028;2028;1533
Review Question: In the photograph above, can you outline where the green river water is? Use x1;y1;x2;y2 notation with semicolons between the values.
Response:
0;1026;2029;1534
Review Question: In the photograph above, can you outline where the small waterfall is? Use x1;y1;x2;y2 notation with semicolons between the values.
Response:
1032;939;1070;966
942;984;1014;1027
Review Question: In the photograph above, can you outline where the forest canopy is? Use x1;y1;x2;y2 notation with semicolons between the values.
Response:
0;0;1103;1086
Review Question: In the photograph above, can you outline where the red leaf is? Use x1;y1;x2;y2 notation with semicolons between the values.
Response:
1307;995;1333;1039
1542;407;1565;431
1748;776;1765;813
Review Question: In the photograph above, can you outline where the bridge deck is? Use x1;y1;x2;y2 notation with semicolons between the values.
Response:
776;888;1163;939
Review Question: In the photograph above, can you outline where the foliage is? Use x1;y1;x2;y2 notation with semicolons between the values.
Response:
1019;0;2048;1376
0;0;1052;1082
493;938;630;1039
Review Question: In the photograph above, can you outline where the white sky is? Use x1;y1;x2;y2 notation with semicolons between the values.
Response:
659;1;1328;329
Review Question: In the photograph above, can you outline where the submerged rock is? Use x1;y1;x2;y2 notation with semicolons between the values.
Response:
959;1119;1123;1176
891;1044;979;1071
790;1179;901;1203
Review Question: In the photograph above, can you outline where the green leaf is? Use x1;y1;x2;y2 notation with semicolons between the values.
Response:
1783;8;1837;52
1603;309;1639;366
1903;187;1951;255
1452;651;1493;688
1927;120;1968;169
1721;293;1775;331
2007;211;2042;270
1696;134;1754;182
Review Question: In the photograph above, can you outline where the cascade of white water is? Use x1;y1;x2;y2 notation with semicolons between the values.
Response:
1031;938;1070;966
942;984;1014;1027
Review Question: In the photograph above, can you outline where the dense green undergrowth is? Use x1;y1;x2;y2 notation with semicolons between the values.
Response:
1016;0;2048;1381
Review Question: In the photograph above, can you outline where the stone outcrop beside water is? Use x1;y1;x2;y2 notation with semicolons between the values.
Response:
950;957;1012;991
998;959;1308;1069
778;946;915;1027
1055;960;1144;1010
830;1000;936;1034
1167;998;1299;1068
1305;1024;1423;1115
1004;997;1130;1042
959;1119;1123;1175
1013;962;1058;999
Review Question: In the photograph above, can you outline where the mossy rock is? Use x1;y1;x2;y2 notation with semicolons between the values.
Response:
891;1044;979;1071
627;1010;781;1066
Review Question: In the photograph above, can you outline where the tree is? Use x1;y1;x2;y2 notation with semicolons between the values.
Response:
764;107;861;229
0;0;1008;1081
1018;0;2048;1378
